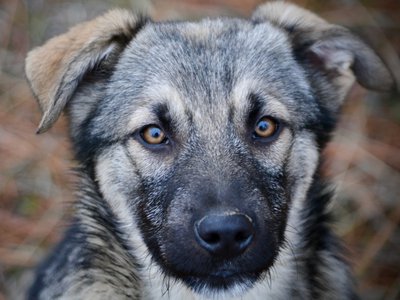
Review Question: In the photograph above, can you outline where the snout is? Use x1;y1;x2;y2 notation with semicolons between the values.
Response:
154;178;283;293
194;213;255;258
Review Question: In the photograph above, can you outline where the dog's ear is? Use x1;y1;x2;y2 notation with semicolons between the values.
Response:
252;2;394;107
25;9;146;133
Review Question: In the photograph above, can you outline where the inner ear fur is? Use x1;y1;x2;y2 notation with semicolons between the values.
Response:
252;2;394;99
25;9;146;133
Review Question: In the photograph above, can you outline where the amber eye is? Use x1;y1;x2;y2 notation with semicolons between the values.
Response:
141;125;167;145
254;117;278;138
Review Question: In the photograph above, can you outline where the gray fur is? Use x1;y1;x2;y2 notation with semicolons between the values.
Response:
25;2;392;299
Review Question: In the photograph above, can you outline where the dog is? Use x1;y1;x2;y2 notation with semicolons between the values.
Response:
25;1;393;299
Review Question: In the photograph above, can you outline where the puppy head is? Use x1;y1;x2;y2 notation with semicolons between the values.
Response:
26;2;393;297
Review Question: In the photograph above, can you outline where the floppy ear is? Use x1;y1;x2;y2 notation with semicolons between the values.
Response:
25;9;146;133
252;2;394;106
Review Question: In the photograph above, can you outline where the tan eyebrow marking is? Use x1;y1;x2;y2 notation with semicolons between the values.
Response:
231;78;290;122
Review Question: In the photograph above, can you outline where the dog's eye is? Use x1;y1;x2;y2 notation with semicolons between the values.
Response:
141;125;167;145
254;117;278;139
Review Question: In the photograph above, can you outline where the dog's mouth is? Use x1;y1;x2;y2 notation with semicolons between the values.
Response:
180;268;262;295
161;260;271;296
210;269;240;278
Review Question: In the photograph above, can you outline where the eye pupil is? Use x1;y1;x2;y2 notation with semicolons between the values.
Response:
254;117;277;138
141;125;166;145
258;121;269;132
150;128;161;138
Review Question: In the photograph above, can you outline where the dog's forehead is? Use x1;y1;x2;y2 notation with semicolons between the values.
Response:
104;18;317;134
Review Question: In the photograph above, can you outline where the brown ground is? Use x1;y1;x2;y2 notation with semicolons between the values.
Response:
0;0;399;299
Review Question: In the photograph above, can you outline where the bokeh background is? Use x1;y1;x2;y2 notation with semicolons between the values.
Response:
0;0;399;299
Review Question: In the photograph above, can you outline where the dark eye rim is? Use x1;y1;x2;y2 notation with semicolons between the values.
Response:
251;116;282;143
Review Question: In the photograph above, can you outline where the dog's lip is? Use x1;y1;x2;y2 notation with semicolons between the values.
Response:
177;267;244;280
183;269;260;290
169;261;271;280
209;269;237;278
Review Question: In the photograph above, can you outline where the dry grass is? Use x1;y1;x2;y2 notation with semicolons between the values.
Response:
0;0;399;299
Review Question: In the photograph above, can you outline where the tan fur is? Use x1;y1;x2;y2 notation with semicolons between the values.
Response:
252;2;393;95
252;1;330;30
231;77;291;124
181;20;225;41
25;9;142;133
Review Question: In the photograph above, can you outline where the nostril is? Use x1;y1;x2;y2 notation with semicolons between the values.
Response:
203;232;220;244
235;230;250;243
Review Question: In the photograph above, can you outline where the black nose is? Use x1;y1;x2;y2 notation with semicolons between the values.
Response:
194;214;255;258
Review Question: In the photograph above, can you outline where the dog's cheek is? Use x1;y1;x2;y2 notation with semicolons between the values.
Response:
95;145;143;228
248;129;293;240
124;142;176;229
285;131;319;241
252;128;293;168
94;144;169;264
287;131;319;204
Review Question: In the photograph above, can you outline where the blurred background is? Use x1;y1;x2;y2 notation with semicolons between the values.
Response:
0;0;399;299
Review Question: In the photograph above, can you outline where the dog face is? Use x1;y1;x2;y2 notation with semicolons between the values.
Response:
26;2;392;297
92;20;313;293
